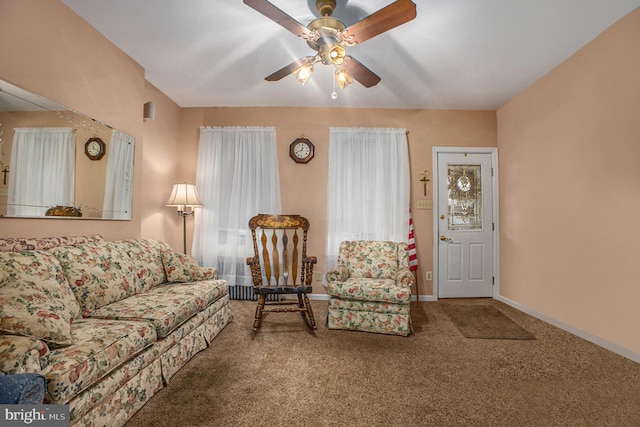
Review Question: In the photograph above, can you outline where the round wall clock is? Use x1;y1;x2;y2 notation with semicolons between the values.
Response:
289;137;314;164
85;137;106;161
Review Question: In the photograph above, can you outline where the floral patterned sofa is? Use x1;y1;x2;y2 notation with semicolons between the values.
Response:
325;240;413;336
0;235;232;426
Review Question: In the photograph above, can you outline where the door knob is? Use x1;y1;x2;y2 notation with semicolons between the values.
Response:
440;235;452;242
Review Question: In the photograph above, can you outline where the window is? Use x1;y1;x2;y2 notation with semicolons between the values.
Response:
193;126;281;287
324;127;410;278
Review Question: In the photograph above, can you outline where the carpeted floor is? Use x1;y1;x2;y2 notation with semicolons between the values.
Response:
126;298;640;426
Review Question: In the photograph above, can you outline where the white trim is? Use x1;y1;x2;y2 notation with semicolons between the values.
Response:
497;295;640;364
432;147;500;300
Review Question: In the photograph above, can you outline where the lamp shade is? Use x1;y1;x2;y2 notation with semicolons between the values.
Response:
166;183;203;208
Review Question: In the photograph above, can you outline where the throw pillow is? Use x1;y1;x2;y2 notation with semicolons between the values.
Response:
161;250;213;283
50;241;136;316
0;251;81;347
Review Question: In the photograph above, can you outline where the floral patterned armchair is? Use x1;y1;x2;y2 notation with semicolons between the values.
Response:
325;240;414;336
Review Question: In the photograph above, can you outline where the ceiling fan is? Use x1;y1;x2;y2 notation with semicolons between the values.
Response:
243;0;417;92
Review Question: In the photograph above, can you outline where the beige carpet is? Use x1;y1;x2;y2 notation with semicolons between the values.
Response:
126;298;640;426
440;303;536;340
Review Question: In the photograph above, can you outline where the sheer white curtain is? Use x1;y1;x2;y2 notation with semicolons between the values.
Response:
193;126;281;287
103;130;135;219
8;127;75;217
324;127;410;278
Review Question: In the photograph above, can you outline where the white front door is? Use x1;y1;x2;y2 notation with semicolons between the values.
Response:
435;150;496;298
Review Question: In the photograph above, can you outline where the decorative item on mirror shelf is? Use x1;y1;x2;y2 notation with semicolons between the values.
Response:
45;206;82;217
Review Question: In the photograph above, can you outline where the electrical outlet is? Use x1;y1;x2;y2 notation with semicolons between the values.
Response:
316;272;322;281
425;271;432;281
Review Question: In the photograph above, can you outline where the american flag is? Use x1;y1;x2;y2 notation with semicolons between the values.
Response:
408;208;418;271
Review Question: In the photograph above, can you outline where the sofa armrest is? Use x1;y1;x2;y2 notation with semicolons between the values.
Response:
0;335;49;375
396;267;415;288
326;265;349;283
0;373;46;404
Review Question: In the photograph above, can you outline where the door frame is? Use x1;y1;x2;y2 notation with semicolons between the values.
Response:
432;147;500;300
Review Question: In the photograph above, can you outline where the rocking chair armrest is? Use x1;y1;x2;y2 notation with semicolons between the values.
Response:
396;267;415;288
326;265;349;282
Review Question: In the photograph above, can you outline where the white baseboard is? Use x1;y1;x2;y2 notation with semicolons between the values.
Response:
496;295;640;364
415;294;437;302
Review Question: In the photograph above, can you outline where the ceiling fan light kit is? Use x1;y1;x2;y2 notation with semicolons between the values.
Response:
295;63;314;85
244;0;417;97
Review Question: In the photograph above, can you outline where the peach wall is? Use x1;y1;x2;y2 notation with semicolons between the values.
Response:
497;8;640;355
0;0;144;240
180;107;496;295
140;82;183;251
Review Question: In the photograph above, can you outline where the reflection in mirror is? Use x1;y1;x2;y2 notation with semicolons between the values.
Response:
0;79;134;220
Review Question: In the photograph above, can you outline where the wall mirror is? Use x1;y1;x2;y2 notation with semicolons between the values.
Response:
0;78;134;220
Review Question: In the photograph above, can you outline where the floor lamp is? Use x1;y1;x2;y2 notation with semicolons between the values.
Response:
166;183;204;254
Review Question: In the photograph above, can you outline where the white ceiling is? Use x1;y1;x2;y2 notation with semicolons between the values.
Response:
61;0;640;110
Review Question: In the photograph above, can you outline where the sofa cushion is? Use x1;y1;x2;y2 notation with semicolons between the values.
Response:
44;318;156;404
88;280;228;338
120;239;169;291
341;241;399;279
161;250;215;283
0;251;81;347
50;241;136;316
326;277;411;304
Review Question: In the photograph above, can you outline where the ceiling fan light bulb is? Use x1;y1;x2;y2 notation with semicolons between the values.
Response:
335;69;352;90
295;64;314;85
328;45;346;65
331;91;338;100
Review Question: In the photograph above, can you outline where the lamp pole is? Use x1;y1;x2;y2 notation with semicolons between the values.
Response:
181;210;187;254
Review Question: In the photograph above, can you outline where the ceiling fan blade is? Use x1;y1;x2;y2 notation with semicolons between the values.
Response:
265;56;315;81
243;0;310;37
341;56;381;88
344;0;417;45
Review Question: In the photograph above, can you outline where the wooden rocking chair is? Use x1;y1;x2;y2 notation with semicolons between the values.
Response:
246;214;317;332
